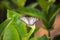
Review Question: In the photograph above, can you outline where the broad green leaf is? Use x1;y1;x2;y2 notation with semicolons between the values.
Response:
3;20;20;40
7;9;27;39
7;9;27;40
26;3;38;8
17;7;47;24
11;0;26;8
0;19;12;36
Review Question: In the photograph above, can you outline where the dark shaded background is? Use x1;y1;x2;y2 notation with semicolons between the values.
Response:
0;0;60;24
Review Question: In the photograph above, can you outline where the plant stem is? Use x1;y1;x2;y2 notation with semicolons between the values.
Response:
48;30;51;40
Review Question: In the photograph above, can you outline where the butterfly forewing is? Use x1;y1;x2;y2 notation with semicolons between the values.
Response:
20;17;29;24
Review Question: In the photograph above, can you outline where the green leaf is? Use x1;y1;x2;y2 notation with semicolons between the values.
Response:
44;4;60;30
7;9;27;39
11;0;26;8
3;20;20;40
0;19;12;36
49;4;60;23
26;3;38;8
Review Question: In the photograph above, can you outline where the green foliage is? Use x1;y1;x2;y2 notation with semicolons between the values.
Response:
37;0;50;12
0;0;60;40
26;3;38;8
11;0;26;8
46;4;60;30
30;35;48;40
0;19;12;36
1;0;26;10
0;9;48;40
37;0;56;12
3;20;20;40
1;1;12;10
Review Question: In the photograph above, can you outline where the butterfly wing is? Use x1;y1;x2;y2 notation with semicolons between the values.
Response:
20;16;38;25
20;17;29;24
29;17;38;25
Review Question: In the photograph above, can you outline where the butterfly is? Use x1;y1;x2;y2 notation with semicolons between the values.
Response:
20;16;38;26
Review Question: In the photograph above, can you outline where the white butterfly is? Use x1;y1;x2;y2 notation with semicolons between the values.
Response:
20;16;38;25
